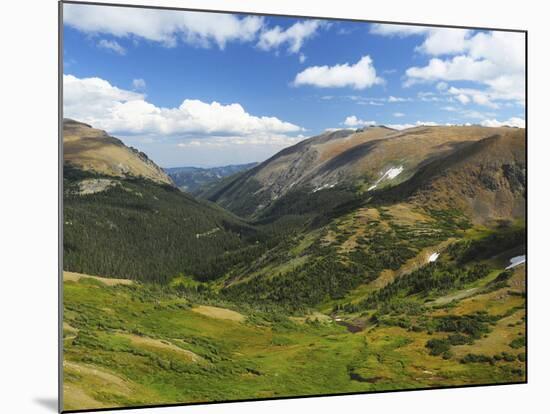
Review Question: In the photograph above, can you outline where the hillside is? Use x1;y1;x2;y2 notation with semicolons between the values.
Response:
207;125;524;219
165;163;257;194
63;119;173;185
63;120;265;283
212;126;526;308
381;130;526;224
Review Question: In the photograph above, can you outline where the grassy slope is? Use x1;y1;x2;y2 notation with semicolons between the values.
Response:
63;262;525;411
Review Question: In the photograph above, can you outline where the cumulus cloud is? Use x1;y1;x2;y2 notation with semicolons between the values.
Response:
132;78;146;90
294;55;383;89
97;39;126;55
415;28;471;55
447;86;501;108
63;74;303;141
405;56;498;85
64;4;264;49
403;31;525;107
258;20;325;54
480;117;525;128
372;24;476;57
372;25;525;107
342;116;376;127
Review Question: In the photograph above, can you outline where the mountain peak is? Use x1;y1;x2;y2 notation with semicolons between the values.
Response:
63;119;172;185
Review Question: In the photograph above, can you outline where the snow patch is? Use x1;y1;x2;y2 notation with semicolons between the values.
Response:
367;165;404;191
505;255;526;270
428;252;440;263
312;182;338;193
385;166;404;180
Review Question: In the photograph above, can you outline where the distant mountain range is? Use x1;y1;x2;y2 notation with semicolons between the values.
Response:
164;163;257;195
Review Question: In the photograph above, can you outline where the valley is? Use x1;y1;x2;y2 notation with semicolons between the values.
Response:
62;120;526;411
165;163;257;195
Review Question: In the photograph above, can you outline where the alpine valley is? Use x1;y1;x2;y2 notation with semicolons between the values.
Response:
62;119;526;411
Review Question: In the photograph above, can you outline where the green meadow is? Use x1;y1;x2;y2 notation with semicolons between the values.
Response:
63;261;525;411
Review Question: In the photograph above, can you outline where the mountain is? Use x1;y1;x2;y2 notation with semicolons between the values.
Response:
62;119;264;283
381;130;526;224
63;119;173;185
218;126;526;310
164;163;257;194
206;125;524;219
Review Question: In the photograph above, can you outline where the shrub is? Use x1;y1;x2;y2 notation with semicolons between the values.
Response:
460;353;494;364
426;339;451;356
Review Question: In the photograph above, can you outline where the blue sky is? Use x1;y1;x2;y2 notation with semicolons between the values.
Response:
63;3;525;167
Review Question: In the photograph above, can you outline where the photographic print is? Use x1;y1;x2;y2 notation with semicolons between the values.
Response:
61;2;526;412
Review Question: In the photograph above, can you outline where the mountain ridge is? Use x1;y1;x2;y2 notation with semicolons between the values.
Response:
206;125;525;220
63;118;173;185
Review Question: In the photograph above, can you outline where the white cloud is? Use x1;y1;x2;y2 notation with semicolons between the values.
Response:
258;20;325;54
132;78;146;90
374;26;525;107
403;31;525;106
97;39;126;55
480;117;525;128
406;56;498;84
372;24;470;55
455;93;471;105
63;74;303;141
417;91;444;102
388;95;411;103
386;121;439;130
64;4;264;49
462;110;495;119
342;115;377;127
448;86;504;108
393;112;405;117
299;53;307;63
177;134;305;148
441;105;458;112
294;55;383;89
415;28;471;55
370;24;430;37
